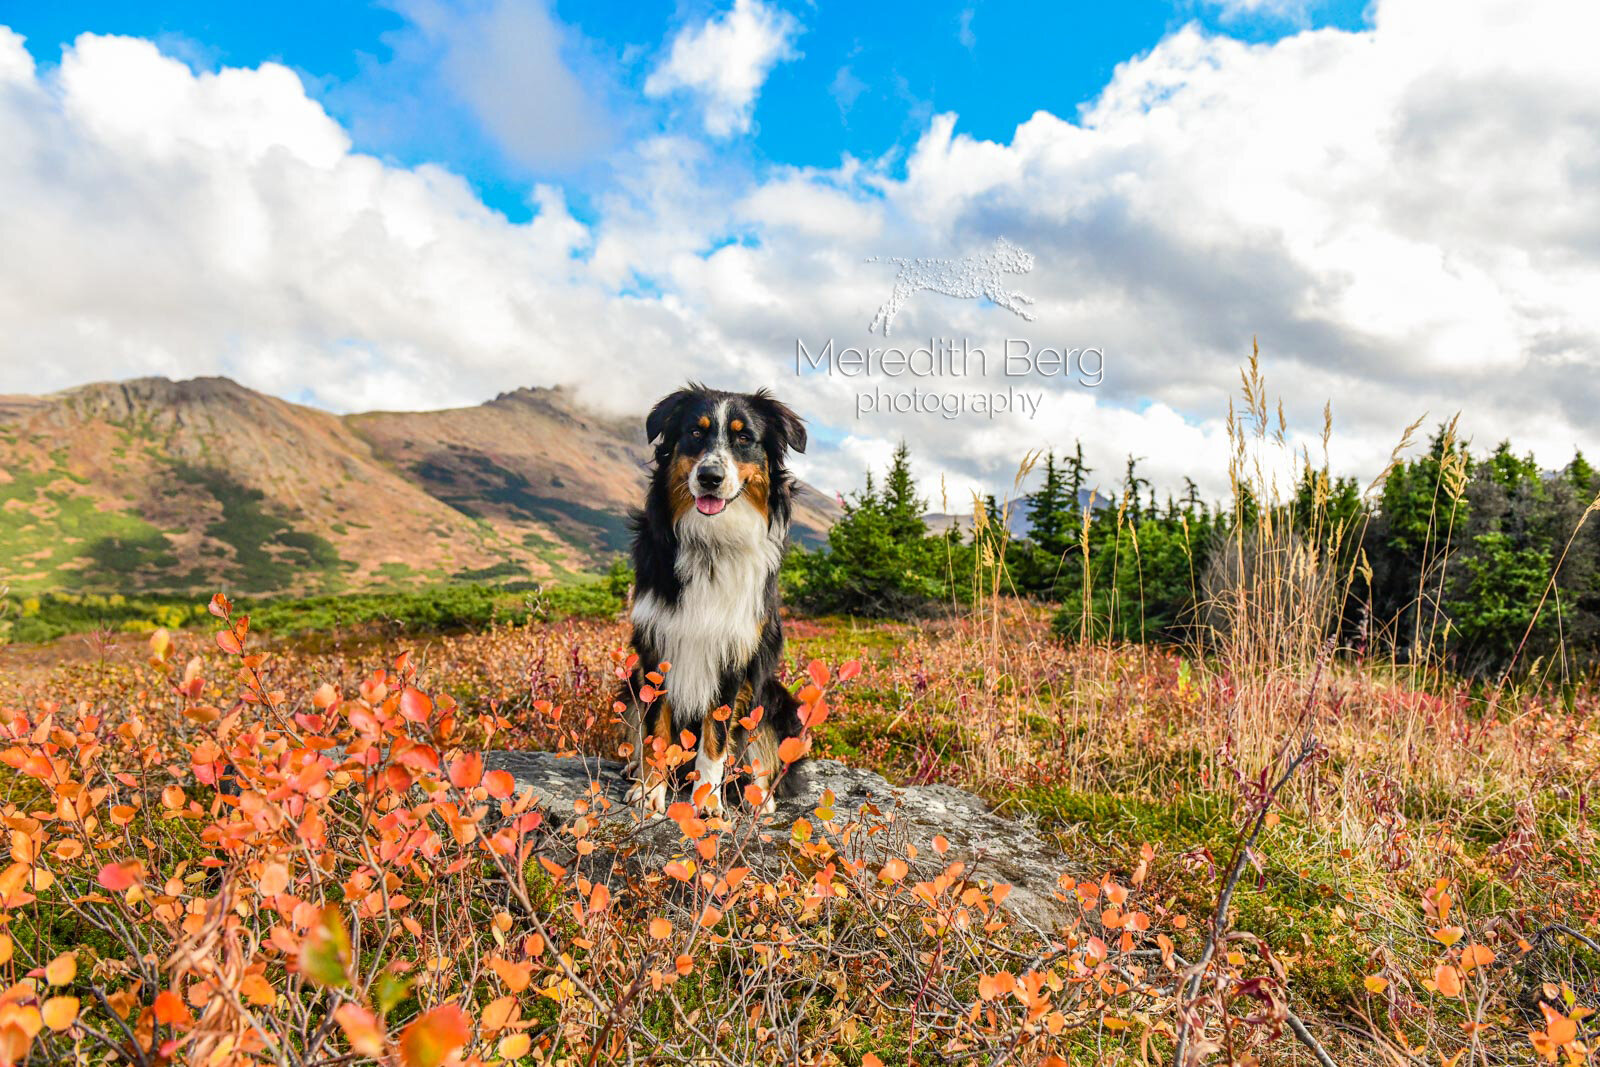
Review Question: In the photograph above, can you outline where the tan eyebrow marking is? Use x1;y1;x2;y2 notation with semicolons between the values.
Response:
729;419;743;432
697;415;710;428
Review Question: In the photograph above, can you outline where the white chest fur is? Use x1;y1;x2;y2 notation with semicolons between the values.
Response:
631;497;785;721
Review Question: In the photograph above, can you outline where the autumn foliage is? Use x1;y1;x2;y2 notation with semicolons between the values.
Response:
0;584;1596;1064
0;596;1155;1066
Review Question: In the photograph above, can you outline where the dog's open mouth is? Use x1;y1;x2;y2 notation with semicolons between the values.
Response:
695;495;727;515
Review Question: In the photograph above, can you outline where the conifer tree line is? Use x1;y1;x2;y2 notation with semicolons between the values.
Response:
783;428;1600;677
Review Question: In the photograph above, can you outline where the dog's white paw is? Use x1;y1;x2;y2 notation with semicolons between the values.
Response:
695;785;724;816
693;751;726;815
745;781;776;816
626;779;668;816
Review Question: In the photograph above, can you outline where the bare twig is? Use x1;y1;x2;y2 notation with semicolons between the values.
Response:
1173;717;1325;1066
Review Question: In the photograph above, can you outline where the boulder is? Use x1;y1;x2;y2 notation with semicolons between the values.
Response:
482;752;1080;932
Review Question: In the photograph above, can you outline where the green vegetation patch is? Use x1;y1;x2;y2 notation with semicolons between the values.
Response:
173;464;345;592
0;464;181;594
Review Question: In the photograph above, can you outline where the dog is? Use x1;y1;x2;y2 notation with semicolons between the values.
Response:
620;384;809;815
868;236;1037;336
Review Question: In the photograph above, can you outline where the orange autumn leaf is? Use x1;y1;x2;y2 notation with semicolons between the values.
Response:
1540;1003;1577;1046
480;995;519;1032
239;973;276;1007
1434;963;1462;997
399;687;433;722
498;1033;532;1059
778;736;806;764
153;989;191;1026
978;971;1017;1001
41;996;78;1032
44;953;76;986
399;1004;470;1067
257;861;290;897
649;917;673;940
334;1003;385;1057
490;957;532;993
96;863;136;891
484;770;515;798
448;752;483;790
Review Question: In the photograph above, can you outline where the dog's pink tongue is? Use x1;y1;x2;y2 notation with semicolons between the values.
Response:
695;495;727;516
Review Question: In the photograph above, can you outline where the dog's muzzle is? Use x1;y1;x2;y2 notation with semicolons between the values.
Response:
691;460;735;515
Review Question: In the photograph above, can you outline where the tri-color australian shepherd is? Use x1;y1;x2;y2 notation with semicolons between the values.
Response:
620;384;809;815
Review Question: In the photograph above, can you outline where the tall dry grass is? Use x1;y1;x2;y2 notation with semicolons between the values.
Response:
943;341;1599;831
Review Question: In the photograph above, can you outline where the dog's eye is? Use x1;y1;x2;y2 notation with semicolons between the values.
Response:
738;431;754;444
691;428;704;438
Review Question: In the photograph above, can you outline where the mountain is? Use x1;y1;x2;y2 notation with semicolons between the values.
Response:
0;377;838;596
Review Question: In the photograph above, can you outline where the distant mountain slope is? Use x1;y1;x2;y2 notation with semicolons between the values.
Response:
0;377;838;596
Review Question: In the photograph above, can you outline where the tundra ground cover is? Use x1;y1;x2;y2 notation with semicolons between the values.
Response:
0;596;1594;1066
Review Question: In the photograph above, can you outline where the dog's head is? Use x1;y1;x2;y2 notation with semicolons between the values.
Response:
645;384;807;526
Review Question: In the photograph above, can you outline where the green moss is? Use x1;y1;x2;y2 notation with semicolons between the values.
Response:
1013;784;1236;848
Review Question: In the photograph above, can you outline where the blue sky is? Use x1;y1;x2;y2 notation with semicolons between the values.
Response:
6;0;1373;222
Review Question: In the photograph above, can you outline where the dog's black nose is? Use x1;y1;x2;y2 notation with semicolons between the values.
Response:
698;461;725;483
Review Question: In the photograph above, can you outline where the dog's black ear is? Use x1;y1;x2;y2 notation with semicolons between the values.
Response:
645;387;696;446
753;390;807;456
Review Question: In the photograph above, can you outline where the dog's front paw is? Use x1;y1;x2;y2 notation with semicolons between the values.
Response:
693;782;724;816
626;778;669;816
743;782;776;816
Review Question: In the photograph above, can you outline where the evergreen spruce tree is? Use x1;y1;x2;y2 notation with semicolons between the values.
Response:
1569;450;1597;491
881;441;927;542
1181;477;1202;515
1026;451;1070;557
1064;442;1092;516
1123;455;1150;520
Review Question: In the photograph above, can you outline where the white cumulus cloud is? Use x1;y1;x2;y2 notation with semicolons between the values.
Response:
644;0;801;138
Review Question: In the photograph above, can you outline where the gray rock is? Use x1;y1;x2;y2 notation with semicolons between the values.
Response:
481;752;1080;932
